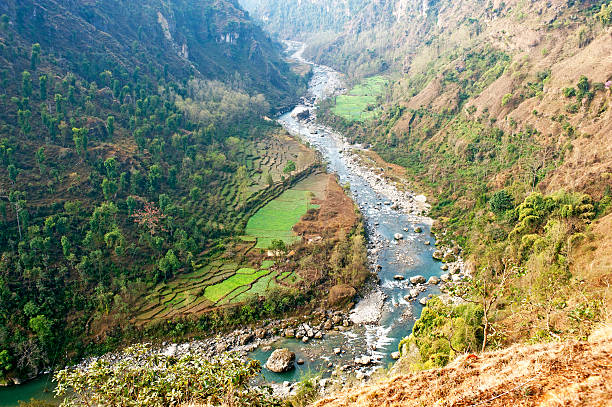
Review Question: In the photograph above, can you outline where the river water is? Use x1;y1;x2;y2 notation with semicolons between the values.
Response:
0;44;449;405
248;44;446;383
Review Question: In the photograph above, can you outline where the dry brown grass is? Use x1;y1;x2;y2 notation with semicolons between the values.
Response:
313;324;612;407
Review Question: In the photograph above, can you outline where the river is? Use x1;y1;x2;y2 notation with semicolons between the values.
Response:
0;43;454;405
247;43;453;385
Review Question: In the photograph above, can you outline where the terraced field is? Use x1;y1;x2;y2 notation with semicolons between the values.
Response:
245;173;327;249
132;253;304;325
332;76;389;122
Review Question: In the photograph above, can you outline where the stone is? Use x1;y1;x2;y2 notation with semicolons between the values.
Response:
394;275;405;281
216;342;228;354
324;320;333;330
414;227;422;233
238;333;254;345
404;295;412;302
284;328;295;338
424;241;431;245
441;273;451;282
332;315;343;325
391;351;401;360
302;336;309;343
441;264;449;271
265;349;296;373
334;347;342;355
328;284;357;306
355;356;372;366
452;274;463;282
409;288;419;298
394;233;404;240
443;253;457;263
409;275;426;284
427;276;441;285
314;331;323;339
297;359;305;365
419;297;428;305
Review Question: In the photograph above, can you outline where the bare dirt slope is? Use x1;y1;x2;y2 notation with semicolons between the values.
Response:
313;325;612;407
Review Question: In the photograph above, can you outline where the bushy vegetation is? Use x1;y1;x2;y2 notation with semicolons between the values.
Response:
399;298;483;369
54;345;280;407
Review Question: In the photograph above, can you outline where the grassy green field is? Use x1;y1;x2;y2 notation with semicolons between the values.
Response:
203;269;271;303
332;76;388;122
246;189;317;249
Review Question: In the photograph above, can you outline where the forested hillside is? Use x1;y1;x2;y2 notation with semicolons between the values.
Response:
246;0;612;389
0;0;312;384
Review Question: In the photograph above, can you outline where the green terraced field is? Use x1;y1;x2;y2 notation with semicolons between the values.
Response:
332;76;388;122
203;269;271;303
246;189;316;249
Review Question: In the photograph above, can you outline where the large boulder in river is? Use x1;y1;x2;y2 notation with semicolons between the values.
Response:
293;107;310;121
328;284;356;306
265;348;296;373
410;275;426;284
394;233;404;240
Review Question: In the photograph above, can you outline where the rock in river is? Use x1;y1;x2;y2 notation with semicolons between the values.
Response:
394;233;404;240
266;348;296;373
409;275;426;284
427;276;441;285
355;356;372;366
394;275;405;281
433;250;444;260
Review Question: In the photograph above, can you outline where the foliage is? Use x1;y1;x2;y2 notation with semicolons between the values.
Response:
54;345;280;407
489;190;514;214
399;298;483;369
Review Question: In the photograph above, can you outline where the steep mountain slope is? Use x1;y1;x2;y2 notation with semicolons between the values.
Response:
314;324;612;407
0;0;311;384
0;0;303;108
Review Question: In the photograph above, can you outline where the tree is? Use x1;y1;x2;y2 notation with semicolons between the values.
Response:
36;147;45;174
104;157;118;179
101;178;117;200
29;315;53;344
61;235;71;258
30;43;41;70
72;127;88;159
131;202;167;235
7;164;18;184
283;160;296;174
148;164;162;191
158;249;180;280
106;115;115;137
22;71;32;97
490;190;514;214
17;109;31;134
39;74;48;99
0;350;11;378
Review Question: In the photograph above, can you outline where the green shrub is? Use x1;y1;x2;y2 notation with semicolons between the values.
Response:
563;87;576;98
55;345;279;407
490;190;514;214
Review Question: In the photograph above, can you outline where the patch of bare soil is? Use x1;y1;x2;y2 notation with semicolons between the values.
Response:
313;324;612;407
293;173;358;241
